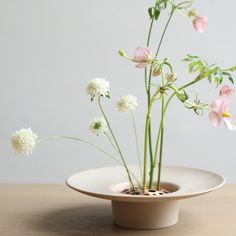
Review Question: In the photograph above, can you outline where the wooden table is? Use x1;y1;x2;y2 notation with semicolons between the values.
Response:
0;185;235;236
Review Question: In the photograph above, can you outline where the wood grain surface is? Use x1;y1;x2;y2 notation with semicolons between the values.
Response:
0;184;235;236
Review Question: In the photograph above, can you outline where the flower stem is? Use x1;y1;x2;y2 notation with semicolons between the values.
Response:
157;95;165;190
164;75;203;114
106;134;119;153
37;136;140;187
154;6;176;59
143;88;160;192
144;4;155;92
37;136;121;165
98;97;135;189
131;112;142;178
153;123;162;167
145;17;156;173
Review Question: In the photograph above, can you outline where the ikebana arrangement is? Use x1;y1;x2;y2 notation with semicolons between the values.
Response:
11;0;234;229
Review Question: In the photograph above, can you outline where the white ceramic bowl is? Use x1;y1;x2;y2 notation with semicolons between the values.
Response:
66;165;225;202
66;165;225;229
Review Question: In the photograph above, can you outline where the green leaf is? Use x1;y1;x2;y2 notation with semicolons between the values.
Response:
230;66;236;71
208;74;212;83
148;7;154;18
154;9;160;20
189;61;201;73
177;90;189;102
229;76;234;84
222;72;234;84
214;77;223;87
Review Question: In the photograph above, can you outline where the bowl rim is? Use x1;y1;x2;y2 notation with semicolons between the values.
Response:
66;165;225;202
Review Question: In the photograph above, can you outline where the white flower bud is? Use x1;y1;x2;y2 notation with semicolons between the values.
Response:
86;78;110;101
116;95;138;113
89;117;108;135
11;128;38;155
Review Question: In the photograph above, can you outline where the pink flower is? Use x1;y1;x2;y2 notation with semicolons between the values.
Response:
209;95;236;131
219;85;235;98
133;47;152;68
193;15;208;33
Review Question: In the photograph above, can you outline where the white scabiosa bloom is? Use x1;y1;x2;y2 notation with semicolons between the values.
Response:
86;78;110;101
89;117;108;135
11;128;38;155
116;95;138;113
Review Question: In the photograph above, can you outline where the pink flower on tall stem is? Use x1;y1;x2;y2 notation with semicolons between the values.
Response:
209;95;236;131
193;14;208;33
133;47;152;68
219;85;235;98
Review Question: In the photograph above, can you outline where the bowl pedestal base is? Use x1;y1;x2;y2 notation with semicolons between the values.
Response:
111;200;179;229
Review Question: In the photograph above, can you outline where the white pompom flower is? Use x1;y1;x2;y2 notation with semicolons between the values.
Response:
89;117;108;135
11;128;38;155
116;95;138;113
86;78;110;101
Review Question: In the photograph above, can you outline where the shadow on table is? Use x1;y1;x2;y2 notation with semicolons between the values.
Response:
33;203;201;236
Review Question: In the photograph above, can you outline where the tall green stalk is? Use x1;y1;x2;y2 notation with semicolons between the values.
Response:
145;14;156;185
156;68;166;190
143;88;160;191
146;4;177;189
154;6;176;59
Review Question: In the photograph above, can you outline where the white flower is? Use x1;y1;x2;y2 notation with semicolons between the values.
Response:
11;128;38;155
89;117;108;135
116;95;138;113
86;78;110;100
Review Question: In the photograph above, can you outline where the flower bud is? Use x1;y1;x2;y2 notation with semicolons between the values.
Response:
188;9;198;18
166;73;177;83
118;50;127;57
152;66;161;77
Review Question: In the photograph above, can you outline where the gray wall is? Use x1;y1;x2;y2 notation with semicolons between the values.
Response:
1;0;236;183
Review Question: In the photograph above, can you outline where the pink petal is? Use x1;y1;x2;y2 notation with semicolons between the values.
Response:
135;62;149;68
223;116;236;131
208;111;222;127
193;15;208;33
220;85;235;98
210;96;231;114
133;47;151;62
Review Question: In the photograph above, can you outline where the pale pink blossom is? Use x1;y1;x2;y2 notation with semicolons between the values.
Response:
133;47;152;68
193;15;208;33
209;95;236;130
219;85;235;98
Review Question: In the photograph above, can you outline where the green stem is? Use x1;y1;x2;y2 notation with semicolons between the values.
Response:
147;67;154;178
145;14;155;92
145;17;156;169
37;136;121;165
106;134;119;153
98;97;135;189
37;136;140;187
164;75;203;114
157;68;166;190
157;124;164;190
146;5;176;189
131;112;142;178
143;88;160;192
147;17;155;47
154;6;176;59
153;122;162;167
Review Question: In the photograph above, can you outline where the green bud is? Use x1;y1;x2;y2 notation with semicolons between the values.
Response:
166;73;177;83
188;9;197;18
118;50;126;57
177;90;189;102
152;66;162;77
